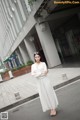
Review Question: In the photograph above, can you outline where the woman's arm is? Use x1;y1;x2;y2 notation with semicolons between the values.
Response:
41;62;48;76
31;63;48;78
31;65;42;78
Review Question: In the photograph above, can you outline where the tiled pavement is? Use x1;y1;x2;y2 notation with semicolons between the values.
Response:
0;68;80;111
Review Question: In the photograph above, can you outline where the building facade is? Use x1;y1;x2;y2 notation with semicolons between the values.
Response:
0;0;80;69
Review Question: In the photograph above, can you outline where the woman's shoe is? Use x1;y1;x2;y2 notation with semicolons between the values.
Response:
50;109;57;116
50;113;56;117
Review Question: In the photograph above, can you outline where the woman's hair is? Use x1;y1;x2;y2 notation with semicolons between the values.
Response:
34;51;42;62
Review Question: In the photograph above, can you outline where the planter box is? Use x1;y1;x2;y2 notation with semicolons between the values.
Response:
2;72;10;81
2;65;31;81
13;66;31;77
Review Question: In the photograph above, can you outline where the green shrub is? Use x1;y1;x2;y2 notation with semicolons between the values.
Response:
9;61;33;72
12;64;26;71
27;60;34;66
0;69;9;75
28;0;37;5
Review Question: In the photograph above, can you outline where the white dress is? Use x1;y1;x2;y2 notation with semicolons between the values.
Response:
31;62;59;112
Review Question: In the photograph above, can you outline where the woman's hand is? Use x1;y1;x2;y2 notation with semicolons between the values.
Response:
41;70;48;76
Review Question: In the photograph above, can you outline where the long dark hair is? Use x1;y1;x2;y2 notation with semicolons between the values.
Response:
34;52;42;62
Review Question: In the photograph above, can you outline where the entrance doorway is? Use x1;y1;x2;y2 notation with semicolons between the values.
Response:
49;14;80;66
55;31;80;64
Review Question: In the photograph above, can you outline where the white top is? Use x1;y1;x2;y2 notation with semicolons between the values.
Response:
31;62;48;78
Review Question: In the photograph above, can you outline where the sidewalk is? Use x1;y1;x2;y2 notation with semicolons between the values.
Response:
0;67;80;111
8;79;80;120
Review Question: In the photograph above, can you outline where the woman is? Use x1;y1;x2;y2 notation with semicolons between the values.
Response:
31;52;59;116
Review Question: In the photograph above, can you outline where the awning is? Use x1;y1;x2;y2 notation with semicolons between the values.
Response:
4;53;17;62
4;58;10;62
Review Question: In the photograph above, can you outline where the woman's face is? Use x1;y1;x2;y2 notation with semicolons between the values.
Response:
34;54;41;62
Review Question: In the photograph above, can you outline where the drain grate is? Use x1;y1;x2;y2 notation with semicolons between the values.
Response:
14;92;21;100
62;73;68;80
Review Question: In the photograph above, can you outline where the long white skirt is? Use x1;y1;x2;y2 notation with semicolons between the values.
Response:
36;76;59;112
